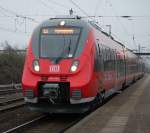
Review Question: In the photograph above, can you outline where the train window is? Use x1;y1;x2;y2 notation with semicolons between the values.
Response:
106;48;110;61
104;48;107;61
108;49;111;60
108;49;115;71
94;44;100;71
110;49;115;70
98;44;104;71
98;44;100;56
104;48;109;71
40;27;81;59
100;47;103;59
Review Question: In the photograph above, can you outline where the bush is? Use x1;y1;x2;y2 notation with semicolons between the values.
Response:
0;42;25;84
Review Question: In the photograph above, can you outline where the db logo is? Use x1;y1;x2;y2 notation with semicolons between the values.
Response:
49;65;60;72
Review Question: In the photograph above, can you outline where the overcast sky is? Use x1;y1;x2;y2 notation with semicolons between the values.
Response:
0;0;150;51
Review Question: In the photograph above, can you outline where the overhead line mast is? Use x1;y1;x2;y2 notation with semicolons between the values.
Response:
69;0;89;17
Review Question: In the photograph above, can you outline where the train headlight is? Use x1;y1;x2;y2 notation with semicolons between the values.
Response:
33;60;40;72
70;60;79;72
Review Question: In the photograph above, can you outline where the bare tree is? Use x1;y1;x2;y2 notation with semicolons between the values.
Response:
0;41;25;84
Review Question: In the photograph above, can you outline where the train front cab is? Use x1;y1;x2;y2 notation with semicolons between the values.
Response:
22;19;99;113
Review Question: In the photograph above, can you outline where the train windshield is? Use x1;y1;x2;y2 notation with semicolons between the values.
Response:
40;27;81;60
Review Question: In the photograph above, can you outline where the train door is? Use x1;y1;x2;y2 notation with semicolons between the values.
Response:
94;43;104;92
116;48;126;90
98;43;104;71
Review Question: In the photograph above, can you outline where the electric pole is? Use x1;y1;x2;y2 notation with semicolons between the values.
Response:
106;25;111;36
69;8;73;16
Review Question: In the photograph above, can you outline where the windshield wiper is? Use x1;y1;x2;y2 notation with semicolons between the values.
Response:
54;35;66;64
54;37;72;64
67;39;72;58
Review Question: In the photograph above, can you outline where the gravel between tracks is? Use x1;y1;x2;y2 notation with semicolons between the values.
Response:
0;93;23;103
21;114;84;133
0;106;42;132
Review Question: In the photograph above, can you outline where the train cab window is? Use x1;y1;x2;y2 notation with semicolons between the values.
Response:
40;27;81;59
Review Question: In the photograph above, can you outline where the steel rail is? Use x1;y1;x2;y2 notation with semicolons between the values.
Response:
0;83;21;88
0;100;25;113
0;97;24;106
0;88;22;95
2;115;46;133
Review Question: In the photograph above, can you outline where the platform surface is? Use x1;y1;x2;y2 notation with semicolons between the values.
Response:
65;75;150;133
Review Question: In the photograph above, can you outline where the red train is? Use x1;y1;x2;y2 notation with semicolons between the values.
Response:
22;16;144;113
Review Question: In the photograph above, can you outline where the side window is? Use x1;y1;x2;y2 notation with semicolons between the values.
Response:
98;43;100;56
94;44;99;72
113;50;116;70
116;51;125;78
110;49;115;71
101;47;104;62
104;48;107;71
104;48;107;62
116;51;120;78
107;48;114;71
98;44;104;71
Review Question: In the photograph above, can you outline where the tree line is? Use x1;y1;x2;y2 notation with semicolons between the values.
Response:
0;41;25;84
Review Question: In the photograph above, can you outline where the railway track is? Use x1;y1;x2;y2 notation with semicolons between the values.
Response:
0;88;22;96
0;84;85;133
0;83;22;95
0;97;25;113
2;114;85;133
3;115;46;133
0;79;140;133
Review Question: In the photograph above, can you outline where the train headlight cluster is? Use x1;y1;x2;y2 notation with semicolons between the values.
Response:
70;60;79;72
33;60;40;72
60;21;65;26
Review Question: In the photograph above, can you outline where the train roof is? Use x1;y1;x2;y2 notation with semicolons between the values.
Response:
40;16;124;46
37;15;135;55
39;15;90;29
